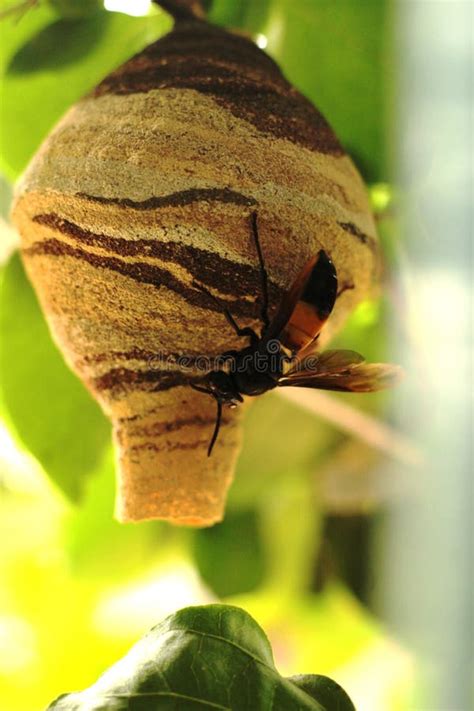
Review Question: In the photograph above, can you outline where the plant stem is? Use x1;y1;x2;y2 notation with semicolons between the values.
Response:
278;388;424;468
0;0;38;22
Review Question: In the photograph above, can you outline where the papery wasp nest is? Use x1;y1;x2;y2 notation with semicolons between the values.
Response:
12;0;380;526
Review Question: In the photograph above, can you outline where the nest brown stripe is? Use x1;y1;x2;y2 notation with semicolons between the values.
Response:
125;415;221;439
128;440;211;454
80;348;163;366
31;212;280;304
94;22;284;97
338;221;377;252
79;348;203;366
23;237;270;320
76;187;256;210
93;23;343;156
140;20;281;76
93;367;193;393
116;404;191;424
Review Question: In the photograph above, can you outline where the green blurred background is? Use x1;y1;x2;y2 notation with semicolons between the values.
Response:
0;1;471;710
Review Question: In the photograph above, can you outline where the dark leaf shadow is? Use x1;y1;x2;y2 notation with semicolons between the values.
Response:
7;13;107;74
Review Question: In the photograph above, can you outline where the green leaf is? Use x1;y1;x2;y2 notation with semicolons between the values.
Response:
208;0;272;32
7;17;109;73
207;0;248;28
288;675;356;711
191;509;266;597
47;604;355;710
47;0;103;18
0;252;110;501
0;7;171;179
0;172;13;219
0;1;58;74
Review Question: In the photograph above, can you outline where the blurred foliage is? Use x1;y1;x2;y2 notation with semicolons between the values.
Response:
0;1;413;710
63;445;166;579
316;515;375;605
48;0;104;18
192;509;267;597
0;1;172;179
0;254;110;501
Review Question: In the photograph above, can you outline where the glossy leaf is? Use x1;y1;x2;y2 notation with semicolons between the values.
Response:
47;605;355;711
288;675;355;711
0;253;110;501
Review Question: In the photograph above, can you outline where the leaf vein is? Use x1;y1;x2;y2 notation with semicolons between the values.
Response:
164;627;271;669
94;690;230;709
